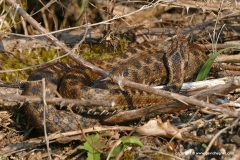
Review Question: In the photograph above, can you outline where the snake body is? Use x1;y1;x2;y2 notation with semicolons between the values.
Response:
23;37;208;133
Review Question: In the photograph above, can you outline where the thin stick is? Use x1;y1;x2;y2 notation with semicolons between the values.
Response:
42;78;52;160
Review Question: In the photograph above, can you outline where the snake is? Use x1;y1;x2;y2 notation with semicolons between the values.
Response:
23;36;208;133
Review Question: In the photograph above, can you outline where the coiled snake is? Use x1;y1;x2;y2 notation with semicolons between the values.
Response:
23;36;208;133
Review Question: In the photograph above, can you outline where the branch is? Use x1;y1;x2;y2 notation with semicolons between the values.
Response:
0;93;113;109
158;0;239;12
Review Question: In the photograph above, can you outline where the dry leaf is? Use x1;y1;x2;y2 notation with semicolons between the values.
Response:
136;119;182;139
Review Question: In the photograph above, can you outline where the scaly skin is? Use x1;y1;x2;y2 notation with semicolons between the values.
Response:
23;36;208;133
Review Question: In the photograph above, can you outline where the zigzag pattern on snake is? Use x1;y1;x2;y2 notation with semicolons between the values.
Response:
23;36;208;133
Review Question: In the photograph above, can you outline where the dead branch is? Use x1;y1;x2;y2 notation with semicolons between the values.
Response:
112;76;240;118
1;76;238;115
159;0;239;11
0;29;104;53
192;77;240;101
217;54;240;63
0;93;113;109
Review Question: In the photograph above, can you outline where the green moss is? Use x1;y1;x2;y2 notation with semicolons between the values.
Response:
0;39;128;82
122;150;133;160
0;48;62;82
81;39;128;59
